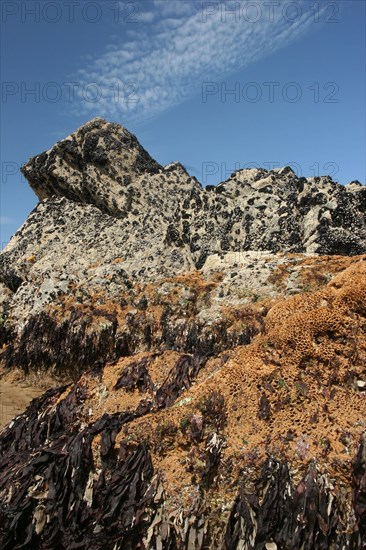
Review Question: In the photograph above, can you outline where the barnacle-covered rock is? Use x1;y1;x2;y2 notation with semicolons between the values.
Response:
1;260;366;548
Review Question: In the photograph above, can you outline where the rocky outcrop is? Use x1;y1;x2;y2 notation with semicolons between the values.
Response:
0;119;366;548
17;118;366;266
0;118;365;378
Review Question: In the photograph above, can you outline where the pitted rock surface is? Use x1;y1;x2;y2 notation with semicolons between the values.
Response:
18;118;366;266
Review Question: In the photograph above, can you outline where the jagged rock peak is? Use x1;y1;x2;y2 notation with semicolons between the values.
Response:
16;118;366;262
21;117;163;215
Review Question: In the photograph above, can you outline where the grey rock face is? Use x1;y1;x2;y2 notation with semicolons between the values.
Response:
19;118;366;266
21;117;162;216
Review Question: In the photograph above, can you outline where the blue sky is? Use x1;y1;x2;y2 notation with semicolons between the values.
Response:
1;0;365;247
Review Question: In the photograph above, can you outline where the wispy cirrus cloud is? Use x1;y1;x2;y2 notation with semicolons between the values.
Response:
72;0;328;121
